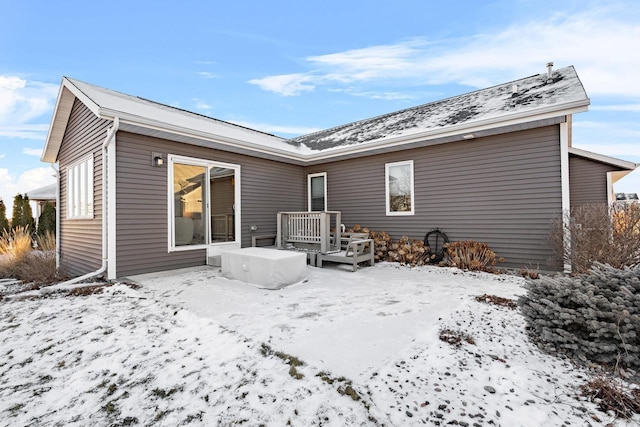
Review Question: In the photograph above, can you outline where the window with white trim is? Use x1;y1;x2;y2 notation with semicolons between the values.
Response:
385;160;414;215
308;172;327;211
67;155;94;219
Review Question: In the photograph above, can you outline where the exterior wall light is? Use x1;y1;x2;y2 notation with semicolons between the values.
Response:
152;152;164;167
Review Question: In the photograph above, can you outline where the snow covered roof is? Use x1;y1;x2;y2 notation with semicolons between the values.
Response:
43;65;591;164
25;183;56;201
42;78;293;163
288;66;589;151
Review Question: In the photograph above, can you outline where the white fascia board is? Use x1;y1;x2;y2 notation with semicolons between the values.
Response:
41;86;75;163
98;108;309;162
98;101;589;165
42;78;103;163
569;147;638;170
62;77;101;116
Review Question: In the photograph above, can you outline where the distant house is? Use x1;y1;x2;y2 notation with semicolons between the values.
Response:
41;65;637;279
25;183;57;220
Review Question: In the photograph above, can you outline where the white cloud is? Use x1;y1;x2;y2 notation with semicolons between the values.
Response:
22;147;43;156
229;120;321;136
0;167;56;217
0;76;58;140
590;104;640;112
197;71;219;79
249;8;640;100
0;154;5;159
248;73;316;96
193;99;213;111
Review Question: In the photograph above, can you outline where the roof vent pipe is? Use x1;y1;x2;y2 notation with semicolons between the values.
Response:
546;61;554;81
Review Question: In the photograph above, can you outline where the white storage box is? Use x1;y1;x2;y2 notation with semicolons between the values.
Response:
221;247;306;289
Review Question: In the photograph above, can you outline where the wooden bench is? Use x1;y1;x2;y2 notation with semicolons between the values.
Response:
317;233;375;272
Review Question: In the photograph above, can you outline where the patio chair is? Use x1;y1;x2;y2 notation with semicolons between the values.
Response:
317;233;374;272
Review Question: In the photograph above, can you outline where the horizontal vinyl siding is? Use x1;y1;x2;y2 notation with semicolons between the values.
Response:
115;132;305;277
58;99;111;277
307;125;562;270
569;155;614;206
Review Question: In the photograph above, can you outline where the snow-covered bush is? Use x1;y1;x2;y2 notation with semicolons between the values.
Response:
519;263;640;373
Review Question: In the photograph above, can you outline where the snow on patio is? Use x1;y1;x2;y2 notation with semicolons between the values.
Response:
1;263;637;426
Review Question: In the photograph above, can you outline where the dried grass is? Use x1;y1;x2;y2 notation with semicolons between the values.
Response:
0;226;32;261
474;294;518;309
36;230;56;252
580;376;640;419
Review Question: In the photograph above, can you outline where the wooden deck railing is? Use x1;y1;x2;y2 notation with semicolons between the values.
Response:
276;211;341;254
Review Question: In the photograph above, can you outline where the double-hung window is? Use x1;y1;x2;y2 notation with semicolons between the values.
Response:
67;155;94;219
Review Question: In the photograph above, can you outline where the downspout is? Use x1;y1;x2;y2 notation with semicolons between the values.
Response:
51;163;60;270
57;117;119;286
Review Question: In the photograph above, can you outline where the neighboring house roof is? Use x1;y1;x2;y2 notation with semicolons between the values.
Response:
26;183;56;202
43;65;593;165
569;146;638;183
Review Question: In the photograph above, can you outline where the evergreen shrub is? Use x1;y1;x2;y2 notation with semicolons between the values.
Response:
519;263;640;374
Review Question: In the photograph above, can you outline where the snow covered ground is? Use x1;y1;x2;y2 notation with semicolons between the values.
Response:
1;263;638;426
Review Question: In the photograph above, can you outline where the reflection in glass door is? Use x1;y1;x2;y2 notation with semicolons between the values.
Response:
210;166;235;242
173;163;206;246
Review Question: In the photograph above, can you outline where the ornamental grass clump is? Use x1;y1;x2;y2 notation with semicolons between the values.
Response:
0;226;32;267
441;240;504;272
519;263;640;375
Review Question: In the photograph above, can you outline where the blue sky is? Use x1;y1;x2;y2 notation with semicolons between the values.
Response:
1;0;639;209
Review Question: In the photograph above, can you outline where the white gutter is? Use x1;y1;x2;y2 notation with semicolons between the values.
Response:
97;100;590;165
57;117;119;286
50;163;60;270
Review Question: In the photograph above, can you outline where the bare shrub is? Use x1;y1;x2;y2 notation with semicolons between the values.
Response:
549;203;640;273
0;227;61;285
441;241;504;272
13;250;60;286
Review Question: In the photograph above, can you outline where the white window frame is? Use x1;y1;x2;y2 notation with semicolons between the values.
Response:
385;160;415;216
66;154;94;219
167;154;241;252
307;172;327;211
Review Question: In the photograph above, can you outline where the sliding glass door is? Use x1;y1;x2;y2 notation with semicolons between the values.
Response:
169;155;240;250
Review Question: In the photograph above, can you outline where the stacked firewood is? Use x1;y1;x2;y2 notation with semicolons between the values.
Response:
387;236;430;266
346;225;431;266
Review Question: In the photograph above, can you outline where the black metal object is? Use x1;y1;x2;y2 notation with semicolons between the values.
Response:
424;229;449;263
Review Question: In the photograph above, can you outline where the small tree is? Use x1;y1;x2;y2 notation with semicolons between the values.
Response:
11;194;23;228
37;201;56;236
0;199;9;233
23;195;36;232
11;194;35;233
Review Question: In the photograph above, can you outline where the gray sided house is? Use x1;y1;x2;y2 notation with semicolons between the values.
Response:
41;65;637;279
